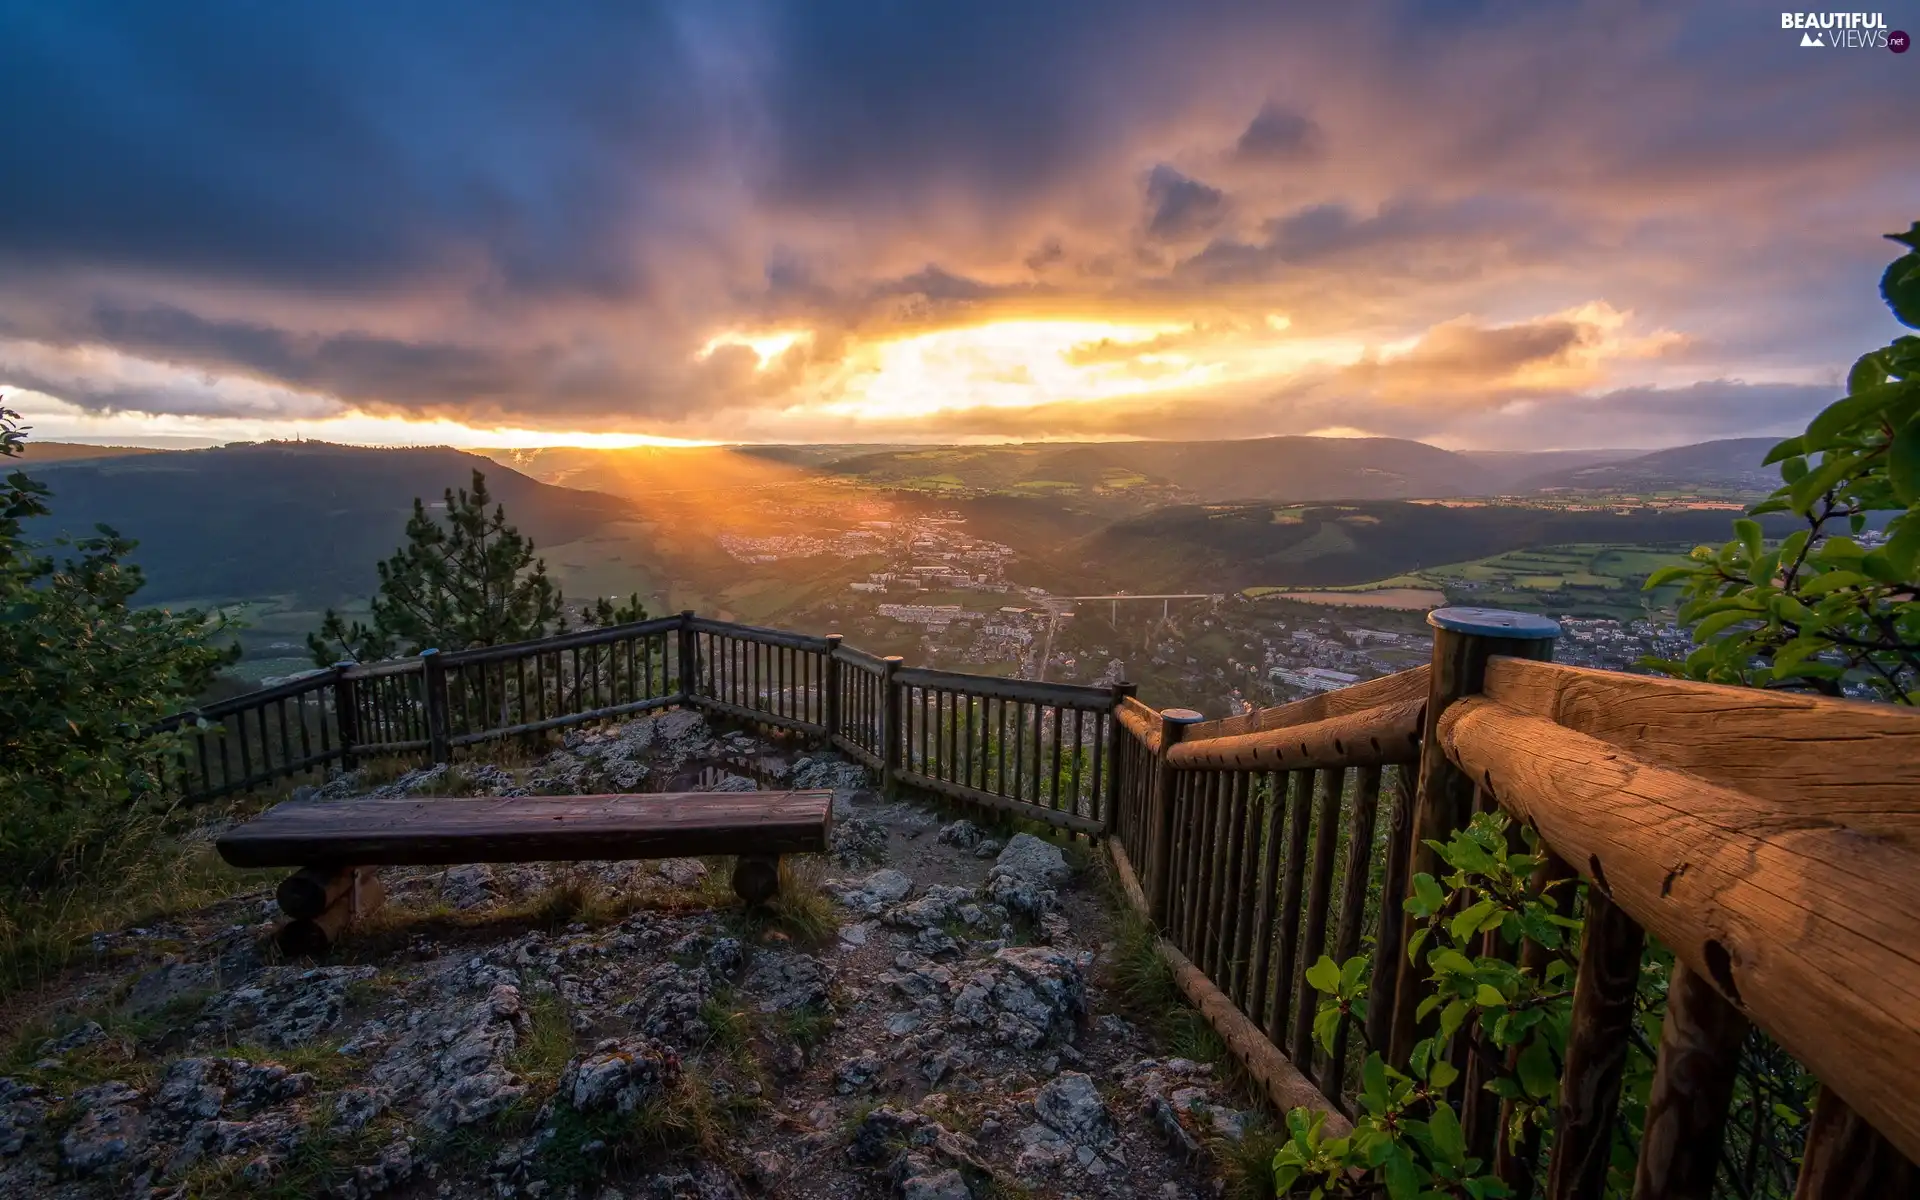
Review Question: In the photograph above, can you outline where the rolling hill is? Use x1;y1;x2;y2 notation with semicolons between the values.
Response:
25;441;635;604
815;437;1689;504
1068;500;1796;594
1515;437;1781;494
16;440;174;462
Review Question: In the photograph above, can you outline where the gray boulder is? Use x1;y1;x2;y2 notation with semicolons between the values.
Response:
557;1038;680;1115
58;1081;146;1176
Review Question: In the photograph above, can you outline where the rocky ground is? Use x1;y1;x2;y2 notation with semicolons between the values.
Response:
0;708;1262;1199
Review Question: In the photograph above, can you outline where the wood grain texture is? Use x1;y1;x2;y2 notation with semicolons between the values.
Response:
1115;696;1162;751
1291;767;1346;1068
1633;962;1749;1200
1481;657;1920;849
1392;625;1552;1068
276;866;358;920
218;791;833;868
1439;698;1920;1167
1184;665;1430;741
1166;698;1423;771
1326;767;1382;1100
1793;1086;1919;1199
1547;891;1646;1200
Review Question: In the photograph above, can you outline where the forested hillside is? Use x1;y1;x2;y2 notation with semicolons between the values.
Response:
25;442;635;604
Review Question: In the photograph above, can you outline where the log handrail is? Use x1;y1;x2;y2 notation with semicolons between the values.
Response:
890;664;1115;709
1114;695;1161;751
685;615;834;653
1480;656;1920;849
436;613;684;666
1180;663;1429;740
1165;697;1423;771
1437;694;1920;1167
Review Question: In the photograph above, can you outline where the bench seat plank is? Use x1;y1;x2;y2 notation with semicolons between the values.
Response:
216;790;834;869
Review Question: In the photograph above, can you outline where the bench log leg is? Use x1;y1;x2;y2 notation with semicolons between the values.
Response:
277;866;358;920
732;855;782;906
277;868;385;957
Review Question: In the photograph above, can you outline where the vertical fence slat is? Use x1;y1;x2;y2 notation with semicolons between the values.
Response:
1265;769;1313;1047
1246;770;1286;1030
1633;962;1751;1200
1291;766;1346;1068
1792;1086;1919;1199
1545;890;1646;1200
1325;766;1383;1099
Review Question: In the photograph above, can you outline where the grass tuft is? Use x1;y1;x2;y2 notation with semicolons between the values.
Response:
1218;1117;1287;1200
0;840;275;1002
771;1003;835;1051
509;992;578;1088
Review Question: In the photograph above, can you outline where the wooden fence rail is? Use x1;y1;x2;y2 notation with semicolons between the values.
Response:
154;603;1920;1194
155;611;1130;834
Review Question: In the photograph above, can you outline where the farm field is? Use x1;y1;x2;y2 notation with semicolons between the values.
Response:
1246;542;1697;621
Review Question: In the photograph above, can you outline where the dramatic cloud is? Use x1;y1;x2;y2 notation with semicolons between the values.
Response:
0;0;1914;448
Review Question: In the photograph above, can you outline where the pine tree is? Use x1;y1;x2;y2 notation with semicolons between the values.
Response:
308;469;565;665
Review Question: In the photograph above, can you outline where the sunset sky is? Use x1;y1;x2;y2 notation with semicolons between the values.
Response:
2;1;1916;451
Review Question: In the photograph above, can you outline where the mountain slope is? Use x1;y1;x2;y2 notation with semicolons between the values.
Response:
1069;500;1796;593
17;440;173;462
822;436;1493;503
1516;437;1780;493
25;441;634;603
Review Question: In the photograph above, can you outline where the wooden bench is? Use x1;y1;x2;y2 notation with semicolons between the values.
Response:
215;790;834;955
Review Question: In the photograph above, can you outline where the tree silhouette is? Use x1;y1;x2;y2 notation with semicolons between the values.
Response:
308;469;565;665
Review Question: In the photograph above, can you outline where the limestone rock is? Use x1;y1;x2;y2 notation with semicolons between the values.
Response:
1035;1071;1121;1155
557;1037;680;1115
195;965;377;1047
59;1081;146;1176
741;951;834;1014
830;867;914;915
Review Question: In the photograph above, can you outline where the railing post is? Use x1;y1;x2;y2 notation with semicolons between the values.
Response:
1148;706;1205;926
1388;607;1559;1070
332;661;360;772
823;634;843;742
1108;681;1137;839
421;648;450;765
677;610;698;702
880;655;904;798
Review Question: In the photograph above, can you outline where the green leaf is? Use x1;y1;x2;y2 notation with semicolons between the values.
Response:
1883;240;1920;328
1315;1004;1344;1056
1428;1102;1466;1167
1517;1036;1558;1100
1383;1147;1423;1200
1340;955;1369;994
1305;955;1342;996
1474;983;1506;1008
1450;898;1497;944
1427;1059;1460;1090
1890;419;1920;506
1848;349;1892;394
1789;450;1861;512
1762;435;1806;465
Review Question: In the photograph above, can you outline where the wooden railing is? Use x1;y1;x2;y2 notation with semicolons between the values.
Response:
1102;606;1920;1199
154;611;1127;831
155;603;1920;1193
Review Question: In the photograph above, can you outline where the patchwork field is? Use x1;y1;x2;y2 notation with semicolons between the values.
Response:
1247;542;1698;620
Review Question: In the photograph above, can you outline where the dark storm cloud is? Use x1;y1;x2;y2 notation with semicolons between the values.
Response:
1144;166;1229;242
0;1;1914;445
1234;103;1323;162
